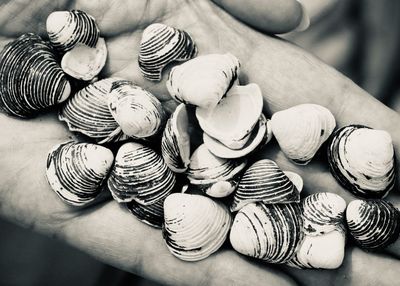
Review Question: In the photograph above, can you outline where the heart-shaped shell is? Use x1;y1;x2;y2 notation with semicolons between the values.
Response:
107;142;176;204
167;53;240;109
126;199;164;228
271;104;336;164
346;199;400;250
138;23;197;81
46;141;114;206
0;33;71;117
108;80;166;139
328;125;395;199
230;202;303;264
46;10;99;53
231;159;300;212
162;193;231;261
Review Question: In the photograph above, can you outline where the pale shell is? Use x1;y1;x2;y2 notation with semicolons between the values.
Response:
126;198;164;228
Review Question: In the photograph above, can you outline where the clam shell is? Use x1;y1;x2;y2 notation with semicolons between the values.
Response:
328;125;395;198
126;199;164;228
162;193;231;261
46;141;114;206
230;202;303;264
346;199;400;250
271;104;336;164
46;10;99;53
0;33;71;117
231;159;300;212
108;80;166;139
166;53;240;109
107;142;176;204
138;23;197;81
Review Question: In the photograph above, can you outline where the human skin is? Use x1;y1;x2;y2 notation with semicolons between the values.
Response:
0;0;399;285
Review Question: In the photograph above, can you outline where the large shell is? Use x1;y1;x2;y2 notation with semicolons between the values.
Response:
126;199;164;228
138;23;197;81
46;141;114;206
166;53;240;109
328;125;395;199
162;193;231;261
271;104;336;164
231;159;300;212
0;33;71;117
46;10;99;53
230;202;303;264
107;142;176;204
346;199;400;250
108;80;166;139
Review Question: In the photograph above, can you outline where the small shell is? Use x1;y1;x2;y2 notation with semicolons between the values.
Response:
107;142;176;204
346;199;400;250
46;141;114;206
162;193;231;261
271;104;336;164
138;23;197;81
167;53;240;109
46;10;99;53
108;80;166;139
230;202;303;264
231;159;300;212
0;33;71;117
126;199;164;228
328;125;395;198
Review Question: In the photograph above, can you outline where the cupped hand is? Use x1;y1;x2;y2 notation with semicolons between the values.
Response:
0;1;399;285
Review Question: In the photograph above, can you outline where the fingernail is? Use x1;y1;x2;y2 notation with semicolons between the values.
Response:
295;0;310;32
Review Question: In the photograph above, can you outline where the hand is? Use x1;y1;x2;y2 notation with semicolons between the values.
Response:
1;1;400;285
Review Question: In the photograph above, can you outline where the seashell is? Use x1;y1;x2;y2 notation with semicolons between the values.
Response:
328;125;395;199
107;142;176;204
46;10;99;53
161;103;191;173
61;37;107;81
231;159;300;212
230;202;303;264
138;23;197;81
162;193;231;261
46;141;114;206
166;53;240;109
283;171;303;193
126;198;164;228
59;78;128;144
196;84;263;149
271;104;336;164
187;144;247;198
346;199;400;250
108;80;167;139
0;33;71;117
302;192;347;236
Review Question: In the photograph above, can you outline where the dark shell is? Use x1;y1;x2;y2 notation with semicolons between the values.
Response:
126;199;164;228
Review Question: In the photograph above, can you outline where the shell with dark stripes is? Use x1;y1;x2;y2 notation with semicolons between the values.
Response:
126;198;164;228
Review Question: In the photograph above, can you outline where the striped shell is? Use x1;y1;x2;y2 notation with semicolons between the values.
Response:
328;125;395;199
46;10;99;53
162;193;231;261
126;199;164;228
230;202;303;264
107;142;176;204
108;80;166;139
231;159;300;212
167;53;240;109
271;104;336;164
346;199;400;250
46;141;114;206
0;33;71;117
138;23;197;81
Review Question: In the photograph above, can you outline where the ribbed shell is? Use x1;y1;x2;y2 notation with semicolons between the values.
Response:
46;141;114;206
107;142;176;204
346;199;400;250
328;125;395;199
162;193;231;261
231;159;300;212
46;10;99;53
0;33;71;117
230;202;303;264
167;53;240;109
138;23;197;81
271;104;336;164
126;199;164;228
